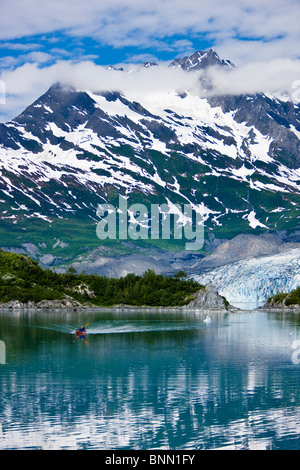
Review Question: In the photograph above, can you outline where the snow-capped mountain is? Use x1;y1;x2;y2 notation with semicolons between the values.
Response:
0;49;299;267
170;49;235;70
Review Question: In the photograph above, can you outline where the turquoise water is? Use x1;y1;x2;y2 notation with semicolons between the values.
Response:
0;309;299;450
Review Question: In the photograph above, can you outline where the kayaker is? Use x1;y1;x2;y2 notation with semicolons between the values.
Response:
78;326;86;333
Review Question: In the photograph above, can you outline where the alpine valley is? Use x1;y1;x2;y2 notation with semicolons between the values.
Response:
0;49;299;307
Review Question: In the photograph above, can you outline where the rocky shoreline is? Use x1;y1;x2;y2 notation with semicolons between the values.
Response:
0;285;235;313
0;285;298;313
0;296;95;311
260;303;300;313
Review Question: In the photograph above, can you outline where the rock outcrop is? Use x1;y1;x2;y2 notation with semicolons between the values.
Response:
0;296;92;310
184;285;230;310
198;233;300;269
262;302;300;312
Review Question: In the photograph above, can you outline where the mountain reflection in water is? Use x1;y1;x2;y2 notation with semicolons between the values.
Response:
0;309;299;450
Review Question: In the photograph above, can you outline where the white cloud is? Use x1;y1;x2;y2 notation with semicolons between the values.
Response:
205;59;300;97
0;55;299;122
0;60;195;121
0;42;42;51
0;0;299;64
0;51;54;72
122;53;159;65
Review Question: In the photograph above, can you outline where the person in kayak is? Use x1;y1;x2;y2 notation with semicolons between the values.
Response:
75;323;89;338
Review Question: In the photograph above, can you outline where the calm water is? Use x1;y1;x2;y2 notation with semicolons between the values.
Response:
0;309;299;450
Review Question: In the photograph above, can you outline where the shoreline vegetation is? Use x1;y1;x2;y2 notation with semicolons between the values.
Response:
263;287;300;312
0;249;209;310
0;249;299;312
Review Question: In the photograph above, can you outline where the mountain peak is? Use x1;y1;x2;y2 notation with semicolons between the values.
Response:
142;61;158;68
169;49;235;71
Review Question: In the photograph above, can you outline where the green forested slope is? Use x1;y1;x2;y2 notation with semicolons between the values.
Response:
0;250;203;307
267;287;300;307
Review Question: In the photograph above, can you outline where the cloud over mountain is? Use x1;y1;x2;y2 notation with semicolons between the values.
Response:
1;52;299;123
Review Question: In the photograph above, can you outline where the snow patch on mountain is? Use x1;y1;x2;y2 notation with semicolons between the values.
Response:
290;125;300;140
246;211;268;229
0;51;299;241
87;88;276;170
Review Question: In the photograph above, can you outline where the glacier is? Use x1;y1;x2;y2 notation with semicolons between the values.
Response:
191;247;300;310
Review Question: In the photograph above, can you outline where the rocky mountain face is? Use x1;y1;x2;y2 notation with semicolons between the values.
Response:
0;49;299;272
170;49;235;70
183;284;230;311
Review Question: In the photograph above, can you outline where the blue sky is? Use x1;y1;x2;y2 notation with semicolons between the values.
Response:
0;0;299;121
0;32;213;68
0;0;299;67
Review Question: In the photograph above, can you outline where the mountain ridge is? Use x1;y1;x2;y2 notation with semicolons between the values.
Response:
169;48;235;71
0;49;299;271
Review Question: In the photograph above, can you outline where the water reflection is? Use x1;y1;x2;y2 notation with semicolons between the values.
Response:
0;310;299;449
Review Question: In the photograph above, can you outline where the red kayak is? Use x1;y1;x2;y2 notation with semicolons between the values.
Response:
75;330;86;338
75;323;89;338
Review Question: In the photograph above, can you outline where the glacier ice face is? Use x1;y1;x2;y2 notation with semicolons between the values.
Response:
191;248;300;310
